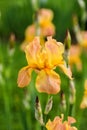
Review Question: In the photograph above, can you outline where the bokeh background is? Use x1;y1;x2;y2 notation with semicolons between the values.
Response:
0;0;87;130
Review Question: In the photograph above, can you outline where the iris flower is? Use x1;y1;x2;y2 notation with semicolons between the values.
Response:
46;115;77;130
21;8;55;51
80;80;87;109
80;31;87;48
69;45;82;70
38;8;55;37
18;36;71;94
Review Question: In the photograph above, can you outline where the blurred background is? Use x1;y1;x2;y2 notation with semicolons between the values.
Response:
0;0;87;130
0;0;87;41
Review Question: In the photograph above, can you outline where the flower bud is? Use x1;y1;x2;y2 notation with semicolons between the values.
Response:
35;96;44;126
64;30;71;51
60;91;66;112
69;80;76;104
44;96;53;115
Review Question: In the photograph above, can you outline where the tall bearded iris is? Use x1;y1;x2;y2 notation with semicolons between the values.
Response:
17;36;72;94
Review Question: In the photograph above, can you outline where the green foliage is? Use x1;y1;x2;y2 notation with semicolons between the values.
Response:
0;1;33;40
0;0;86;41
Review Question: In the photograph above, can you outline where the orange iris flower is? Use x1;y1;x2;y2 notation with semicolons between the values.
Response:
80;80;87;109
69;45;82;70
18;36;72;94
46;115;77;130
80;31;87;48
21;8;55;51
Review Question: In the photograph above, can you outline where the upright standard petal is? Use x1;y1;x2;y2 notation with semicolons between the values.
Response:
17;66;32;88
39;8;53;24
25;37;42;68
46;117;62;130
46;116;77;130
45;37;64;68
36;69;61;94
41;22;55;36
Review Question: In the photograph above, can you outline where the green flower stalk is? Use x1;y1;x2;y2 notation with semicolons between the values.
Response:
31;0;39;12
64;30;71;67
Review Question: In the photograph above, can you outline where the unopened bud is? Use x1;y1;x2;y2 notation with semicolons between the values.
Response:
64;30;71;51
35;96;44;126
69;80;76;104
60;91;66;111
44;96;53;115
32;0;39;11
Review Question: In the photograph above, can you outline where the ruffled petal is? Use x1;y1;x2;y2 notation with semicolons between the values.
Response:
58;64;72;79
25;24;35;41
46;116;77;130
41;22;55;36
17;66;32;88
68;117;76;125
45;37;64;68
39;8;53;24
46;117;63;130
25;37;42;68
36;69;61;94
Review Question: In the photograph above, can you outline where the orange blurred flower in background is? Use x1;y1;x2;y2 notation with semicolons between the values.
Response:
80;31;87;48
46;115;77;130
80;79;87;109
21;24;36;50
18;36;72;94
69;45;82;70
38;8;55;37
21;8;55;51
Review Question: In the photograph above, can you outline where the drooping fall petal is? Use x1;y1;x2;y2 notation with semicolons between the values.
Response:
45;37;64;68
17;66;32;88
36;69;61;94
58;64;72;79
68;117;76;125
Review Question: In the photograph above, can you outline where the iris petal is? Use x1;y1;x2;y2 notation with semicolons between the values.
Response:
45;37;64;68
17;66;32;88
25;37;41;68
58;64;72;79
36;69;61;94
